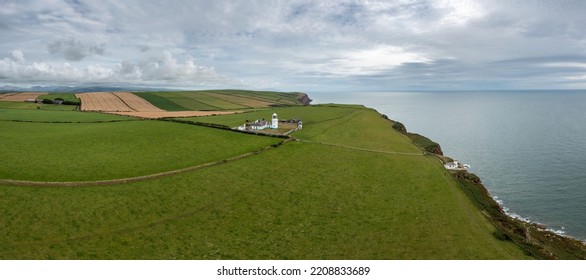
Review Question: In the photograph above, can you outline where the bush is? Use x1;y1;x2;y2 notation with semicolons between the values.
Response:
63;101;81;106
392;121;407;133
493;229;511;241
42;99;53;104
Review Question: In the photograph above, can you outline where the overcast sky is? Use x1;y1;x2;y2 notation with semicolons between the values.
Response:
1;0;586;91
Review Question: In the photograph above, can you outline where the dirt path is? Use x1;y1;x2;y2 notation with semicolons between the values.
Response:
300;139;425;156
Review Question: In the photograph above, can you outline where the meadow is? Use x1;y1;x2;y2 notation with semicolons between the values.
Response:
0;101;77;111
36;93;80;103
133;90;306;111
0;92;533;259
0;120;280;182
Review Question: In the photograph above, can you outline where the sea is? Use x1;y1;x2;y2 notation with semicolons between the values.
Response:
310;90;586;241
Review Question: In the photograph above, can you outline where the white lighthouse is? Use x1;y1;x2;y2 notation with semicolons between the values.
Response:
271;112;278;129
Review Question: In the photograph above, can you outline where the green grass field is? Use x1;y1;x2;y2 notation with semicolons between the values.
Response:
0;107;135;122
132;90;306;111
0;101;77;111
0;120;280;182
37;93;80;103
0;94;533;259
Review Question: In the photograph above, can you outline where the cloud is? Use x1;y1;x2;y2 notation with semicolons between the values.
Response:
47;39;105;61
2;0;586;90
0;50;232;86
11;49;25;63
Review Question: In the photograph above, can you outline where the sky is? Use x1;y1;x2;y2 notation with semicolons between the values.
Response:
1;0;586;91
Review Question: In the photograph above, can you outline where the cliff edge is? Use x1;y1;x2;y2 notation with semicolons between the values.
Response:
383;112;586;259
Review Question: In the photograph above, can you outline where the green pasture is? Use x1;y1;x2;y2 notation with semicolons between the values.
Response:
0;101;77;111
0;107;134;122
0;101;533;259
187;104;421;154
215;89;305;104
131;92;189;111
37;93;80;103
0;120;280;182
0;141;527;259
132;90;305;111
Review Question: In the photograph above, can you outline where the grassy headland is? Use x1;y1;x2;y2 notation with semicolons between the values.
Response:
0;90;582;259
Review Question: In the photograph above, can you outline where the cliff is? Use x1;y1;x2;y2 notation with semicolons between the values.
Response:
385;116;443;155
297;93;312;105
383;112;586;259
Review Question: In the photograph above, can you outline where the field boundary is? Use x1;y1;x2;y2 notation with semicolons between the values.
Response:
0;139;293;187
0;119;141;124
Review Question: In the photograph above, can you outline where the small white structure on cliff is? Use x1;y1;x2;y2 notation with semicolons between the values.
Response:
444;160;471;170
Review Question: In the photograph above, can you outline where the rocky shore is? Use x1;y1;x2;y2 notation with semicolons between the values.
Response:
386;114;586;259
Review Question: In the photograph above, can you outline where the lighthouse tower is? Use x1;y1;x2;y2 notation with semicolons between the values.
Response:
271;113;278;129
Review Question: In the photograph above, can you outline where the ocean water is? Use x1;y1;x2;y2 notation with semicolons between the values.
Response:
311;90;586;241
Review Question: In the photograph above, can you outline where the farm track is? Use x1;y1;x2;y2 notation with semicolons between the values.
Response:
0;139;293;188
300;140;425;156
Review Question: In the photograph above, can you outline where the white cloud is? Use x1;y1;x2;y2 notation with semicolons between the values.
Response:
543;62;586;69
330;45;431;75
0;50;231;86
11;49;25;63
2;0;586;90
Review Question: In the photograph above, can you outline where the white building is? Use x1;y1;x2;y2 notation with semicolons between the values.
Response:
250;120;271;130
444;161;460;170
444;160;470;170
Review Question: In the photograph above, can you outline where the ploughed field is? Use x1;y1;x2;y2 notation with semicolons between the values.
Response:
0;92;46;102
0;92;530;259
74;90;304;118
76;92;164;112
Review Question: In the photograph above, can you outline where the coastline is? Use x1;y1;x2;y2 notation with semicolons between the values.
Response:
382;112;586;259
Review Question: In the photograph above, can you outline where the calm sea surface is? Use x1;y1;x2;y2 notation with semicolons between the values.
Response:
311;90;586;241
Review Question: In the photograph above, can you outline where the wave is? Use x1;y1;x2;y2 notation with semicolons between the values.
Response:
493;195;570;238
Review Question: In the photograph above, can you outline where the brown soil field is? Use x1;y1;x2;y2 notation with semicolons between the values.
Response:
108;110;241;119
0;92;46;102
76;92;136;112
111;92;164;112
75;92;241;119
77;92;169;112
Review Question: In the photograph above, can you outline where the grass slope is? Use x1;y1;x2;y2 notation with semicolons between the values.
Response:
132;90;305;111
0;101;77;111
0;108;135;122
0;102;530;259
132;92;189;111
37;93;80;103
0;120;280;181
